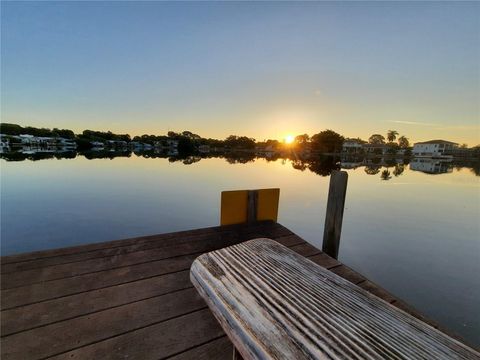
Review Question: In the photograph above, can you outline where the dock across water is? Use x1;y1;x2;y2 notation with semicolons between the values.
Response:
0;220;468;359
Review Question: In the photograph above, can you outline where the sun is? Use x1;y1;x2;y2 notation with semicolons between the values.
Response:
284;135;295;144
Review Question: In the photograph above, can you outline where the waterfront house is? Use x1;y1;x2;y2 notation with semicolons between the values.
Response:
412;140;458;158
18;134;37;145
342;140;364;154
0;134;10;148
58;138;77;149
362;143;388;155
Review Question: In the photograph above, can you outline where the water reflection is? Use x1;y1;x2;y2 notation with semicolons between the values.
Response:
410;158;452;174
1;147;479;178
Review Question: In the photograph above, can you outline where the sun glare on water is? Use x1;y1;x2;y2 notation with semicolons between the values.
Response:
284;135;295;144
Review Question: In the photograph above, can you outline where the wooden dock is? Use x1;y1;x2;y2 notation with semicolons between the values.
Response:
0;221;467;359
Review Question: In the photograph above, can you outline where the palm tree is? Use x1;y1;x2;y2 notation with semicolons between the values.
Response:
397;136;409;148
387;130;399;143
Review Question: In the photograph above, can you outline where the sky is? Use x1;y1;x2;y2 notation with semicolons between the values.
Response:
1;1;479;145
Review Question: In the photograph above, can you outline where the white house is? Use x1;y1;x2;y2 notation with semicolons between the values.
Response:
412;140;458;158
342;140;364;153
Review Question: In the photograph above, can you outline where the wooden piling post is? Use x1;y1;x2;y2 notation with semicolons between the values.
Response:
322;170;348;259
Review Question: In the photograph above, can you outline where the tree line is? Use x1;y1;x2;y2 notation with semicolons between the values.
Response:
6;122;476;155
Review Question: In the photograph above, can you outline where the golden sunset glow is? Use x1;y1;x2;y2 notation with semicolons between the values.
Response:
285;135;295;144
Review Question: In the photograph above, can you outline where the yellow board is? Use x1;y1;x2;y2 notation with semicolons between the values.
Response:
220;188;279;225
257;188;280;222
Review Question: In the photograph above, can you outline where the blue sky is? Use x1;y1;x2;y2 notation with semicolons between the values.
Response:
2;1;479;144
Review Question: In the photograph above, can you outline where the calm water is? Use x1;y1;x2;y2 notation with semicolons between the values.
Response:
1;153;479;347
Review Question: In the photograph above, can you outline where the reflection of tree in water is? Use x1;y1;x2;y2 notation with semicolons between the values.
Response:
183;156;202;165
307;156;340;176
82;150;132;160
393;164;405;177
291;159;308;171
385;158;397;167
380;169;392;180
0;151;78;162
471;163;480;176
2;148;479;180
0;152;30;161
364;166;381;175
224;152;256;164
54;152;77;160
167;154;202;165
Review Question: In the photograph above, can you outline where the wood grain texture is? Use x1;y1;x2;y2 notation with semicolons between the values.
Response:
322;170;348;259
1;288;205;360
191;238;479;360
166;336;232;360
1;221;288;274
47;308;225;360
1;270;192;336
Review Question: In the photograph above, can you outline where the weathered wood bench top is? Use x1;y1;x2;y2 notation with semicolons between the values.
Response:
190;238;479;360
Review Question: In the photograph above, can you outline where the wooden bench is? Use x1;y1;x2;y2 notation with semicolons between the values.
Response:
190;238;479;359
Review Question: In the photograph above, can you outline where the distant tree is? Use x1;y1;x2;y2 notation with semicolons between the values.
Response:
387;130;399;143
310;130;344;153
368;134;385;145
177;137;195;153
0;123;24;135
167;131;180;138
460;143;468;149
386;143;399;154
52;128;75;139
397;136;410;148
345;137;367;144
24;126;53;137
182;131;201;140
224;135;256;149
265;139;280;150
472;145;480;157
294;134;310;145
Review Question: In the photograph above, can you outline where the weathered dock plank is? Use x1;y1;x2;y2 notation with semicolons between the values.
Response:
191;238;479;359
2;253;198;309
48;309;224;360
2;288;204;360
1;221;291;273
1;221;473;359
1;270;191;336
166;336;232;360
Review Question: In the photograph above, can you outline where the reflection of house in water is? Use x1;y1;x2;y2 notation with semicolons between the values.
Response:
340;155;404;170
410;158;453;174
340;155;365;169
